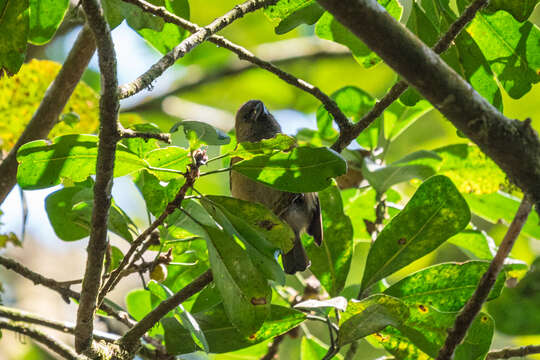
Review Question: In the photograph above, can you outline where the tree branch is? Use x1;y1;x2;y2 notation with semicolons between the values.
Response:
260;334;285;360
118;126;171;143
0;305;119;342
0;25;95;206
76;0;120;353
486;345;540;359
436;196;532;360
0;255;135;330
331;0;488;152
0;319;85;360
124;37;349;113
121;0;350;131
117;0;279;99
119;269;213;351
98;149;207;304
317;0;540;213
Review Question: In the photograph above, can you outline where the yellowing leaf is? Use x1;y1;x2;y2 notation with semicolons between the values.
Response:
0;59;99;150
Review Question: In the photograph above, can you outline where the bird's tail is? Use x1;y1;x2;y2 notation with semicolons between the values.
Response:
282;234;310;274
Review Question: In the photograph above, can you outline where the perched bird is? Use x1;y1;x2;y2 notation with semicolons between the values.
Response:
230;100;323;274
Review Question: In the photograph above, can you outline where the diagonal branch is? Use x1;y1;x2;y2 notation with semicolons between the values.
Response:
0;25;96;206
331;0;489;152
121;0;350;131
486;345;540;359
316;0;540;213
436;196;532;360
124;37;349;114
118;0;278;98
75;0;120;353
119;269;213;351
0;319;85;360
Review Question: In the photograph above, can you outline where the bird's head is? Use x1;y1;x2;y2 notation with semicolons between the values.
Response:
235;100;281;142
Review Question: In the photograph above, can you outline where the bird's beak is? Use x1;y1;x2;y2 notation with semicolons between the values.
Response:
250;101;269;122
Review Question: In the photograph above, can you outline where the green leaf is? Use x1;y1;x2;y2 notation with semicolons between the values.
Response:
305;184;353;296
338;294;409;346
28;0;69;45
145;146;190;181
274;2;324;34
488;257;540;335
439;5;503;111
463;6;540;99
384;100;433;141
301;336;342;360
109;246;124;272
121;123;161;158
45;185;135;241
464;192;540;239
162;304;305;354
134;171;185;217
0;232;21;249
316;86;376;146
264;0;315;24
0;0;28;77
341;188;401;242
315;0;401;67
203;226;271;335
148;281;210;352
171;120;230;146
106;0;163;31
362;151;441;194
232;147;347;193
0;60;100;151
434;144;506;195
137;0;190;53
166;199;216;239
190;283;222;313
376;307;494;360
230;134;297;160
201;196;287;284
204;195;294;253
384;261;506;311
126;289;153;321
448;230;496;259
361;175;470;291
484;0;539;22
17;135;147;189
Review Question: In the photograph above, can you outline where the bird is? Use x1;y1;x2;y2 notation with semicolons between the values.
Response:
230;99;323;274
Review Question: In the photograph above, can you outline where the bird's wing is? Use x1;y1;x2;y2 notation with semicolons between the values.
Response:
307;193;323;246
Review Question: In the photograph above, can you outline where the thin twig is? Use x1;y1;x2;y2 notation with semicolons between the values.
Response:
118;127;171;143
76;0;120;352
0;25;96;205
486;345;540;359
0;305;119;342
121;0;351;132
330;0;489;152
119;269;213;351
117;0;279;99
436;196;532;360
260;334;285;360
0;255;135;328
0;319;85;360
